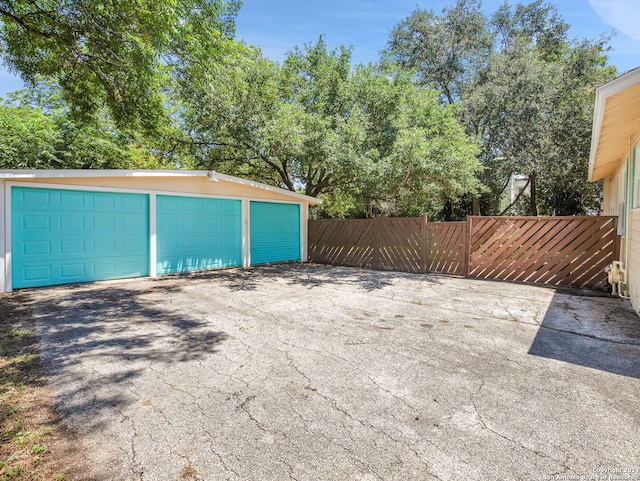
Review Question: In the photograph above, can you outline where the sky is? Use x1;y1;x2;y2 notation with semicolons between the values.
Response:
1;0;639;99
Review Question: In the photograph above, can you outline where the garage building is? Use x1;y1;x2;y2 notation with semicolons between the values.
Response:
0;170;321;292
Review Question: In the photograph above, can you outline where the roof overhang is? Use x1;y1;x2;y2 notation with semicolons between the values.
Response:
589;67;640;182
0;169;322;204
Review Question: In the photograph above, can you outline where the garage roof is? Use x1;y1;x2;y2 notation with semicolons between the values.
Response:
589;67;640;182
0;169;322;204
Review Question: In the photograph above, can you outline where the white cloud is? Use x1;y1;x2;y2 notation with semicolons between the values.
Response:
589;0;640;40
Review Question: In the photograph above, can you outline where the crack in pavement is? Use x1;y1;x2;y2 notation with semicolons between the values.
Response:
202;429;242;480
118;409;144;480
469;379;574;471
538;323;640;345
282;348;443;480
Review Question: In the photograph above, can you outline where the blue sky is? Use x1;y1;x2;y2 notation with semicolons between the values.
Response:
1;0;639;99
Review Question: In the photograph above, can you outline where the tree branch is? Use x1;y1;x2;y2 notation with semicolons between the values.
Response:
0;8;59;40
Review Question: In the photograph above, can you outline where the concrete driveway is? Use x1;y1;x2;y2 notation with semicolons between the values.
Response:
19;264;640;481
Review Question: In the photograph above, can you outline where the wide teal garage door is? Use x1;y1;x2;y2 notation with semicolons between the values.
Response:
11;186;149;289
156;195;242;274
250;201;300;265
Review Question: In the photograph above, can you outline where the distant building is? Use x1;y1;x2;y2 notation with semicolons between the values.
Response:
499;174;530;212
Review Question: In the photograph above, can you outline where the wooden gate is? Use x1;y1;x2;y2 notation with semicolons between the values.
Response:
425;222;467;275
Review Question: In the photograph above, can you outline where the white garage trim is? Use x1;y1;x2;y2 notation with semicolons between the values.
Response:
0;181;5;294
149;193;158;278
301;203;309;262
242;199;250;268
0;170;319;204
4;183;11;293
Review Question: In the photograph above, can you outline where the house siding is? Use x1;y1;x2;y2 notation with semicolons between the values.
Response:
589;67;640;315
628;209;640;311
628;144;640;312
601;141;640;313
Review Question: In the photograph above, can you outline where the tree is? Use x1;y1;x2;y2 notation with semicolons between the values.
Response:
0;83;171;169
178;39;482;217
386;0;492;104
0;103;58;168
465;44;563;215
387;0;616;217
0;0;239;131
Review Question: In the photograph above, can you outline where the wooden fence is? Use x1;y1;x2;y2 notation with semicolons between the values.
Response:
308;215;619;290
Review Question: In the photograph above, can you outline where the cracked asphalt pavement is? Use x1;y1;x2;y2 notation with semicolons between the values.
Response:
18;264;640;480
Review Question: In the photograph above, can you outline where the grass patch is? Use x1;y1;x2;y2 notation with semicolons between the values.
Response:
0;294;86;481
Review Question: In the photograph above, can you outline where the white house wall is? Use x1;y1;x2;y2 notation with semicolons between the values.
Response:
627;142;640;313
602;141;640;313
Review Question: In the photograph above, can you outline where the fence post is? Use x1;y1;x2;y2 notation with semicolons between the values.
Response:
372;218;380;269
420;213;428;273
612;217;621;261
465;216;473;277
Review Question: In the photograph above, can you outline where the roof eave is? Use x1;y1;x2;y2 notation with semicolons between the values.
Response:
0;169;322;204
589;67;640;182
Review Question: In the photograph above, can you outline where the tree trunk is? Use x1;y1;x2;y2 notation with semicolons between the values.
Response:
472;196;481;216
530;174;538;216
443;200;454;221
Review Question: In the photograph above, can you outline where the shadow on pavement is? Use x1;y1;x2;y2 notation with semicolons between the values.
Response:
16;285;229;428
129;263;443;293
528;291;640;379
254;263;444;291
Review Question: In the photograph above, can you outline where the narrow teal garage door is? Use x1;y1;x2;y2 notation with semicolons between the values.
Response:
250;201;300;265
11;186;149;289
156;195;242;274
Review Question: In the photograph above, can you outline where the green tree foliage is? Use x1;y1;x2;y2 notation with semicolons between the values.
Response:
387;0;492;104
178;39;482;217
0;103;58;168
0;82;171;169
0;0;238;131
387;0;615;217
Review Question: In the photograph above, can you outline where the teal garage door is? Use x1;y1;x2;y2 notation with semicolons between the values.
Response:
156;195;242;274
250;201;300;265
11;186;149;289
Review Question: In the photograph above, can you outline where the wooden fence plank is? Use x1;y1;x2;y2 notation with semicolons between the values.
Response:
500;219;586;282
308;215;620;290
516;219;603;284
466;216;618;289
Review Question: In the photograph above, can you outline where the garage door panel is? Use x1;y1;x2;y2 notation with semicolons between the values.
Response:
92;215;116;232
21;215;51;230
60;239;84;254
19;188;51;207
120;214;148;234
159;237;180;252
23;240;51;256
61;264;84;278
11;186;149;289
59;190;85;208
60;216;84;230
250;202;300;265
156;195;242;274
94;260;117;277
23;265;51;282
